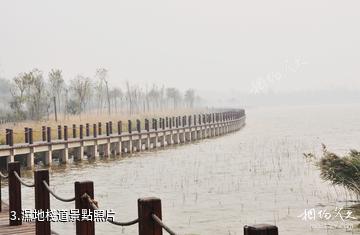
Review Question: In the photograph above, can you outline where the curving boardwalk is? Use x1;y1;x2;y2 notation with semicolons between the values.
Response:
0;111;246;169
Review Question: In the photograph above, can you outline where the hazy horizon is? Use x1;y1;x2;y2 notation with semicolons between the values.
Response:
1;0;360;95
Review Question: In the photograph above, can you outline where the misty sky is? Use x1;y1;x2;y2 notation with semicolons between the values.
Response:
0;0;359;93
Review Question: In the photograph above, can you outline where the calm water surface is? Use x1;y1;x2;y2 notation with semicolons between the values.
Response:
4;104;360;234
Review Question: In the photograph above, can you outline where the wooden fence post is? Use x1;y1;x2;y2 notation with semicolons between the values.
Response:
138;197;162;235
128;120;132;133
47;127;51;143
8;161;22;226
137;120;141;133
34;169;50;235
75;181;95;235
86;124;90;137
93;124;97;138
25;127;29;143
145;119;149;132
98;122;102;136
244;224;278;235
42;126;46;142
64;126;68;141
29;128;33;144
5;129;9;146
80;125;84;139
73;124;77;138
58;125;62;140
6;129;14;146
109;121;113;135
106;123;110;136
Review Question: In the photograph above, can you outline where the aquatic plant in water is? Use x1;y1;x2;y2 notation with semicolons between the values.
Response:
314;144;360;196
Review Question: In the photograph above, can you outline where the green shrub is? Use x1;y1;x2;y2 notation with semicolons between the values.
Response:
316;144;360;195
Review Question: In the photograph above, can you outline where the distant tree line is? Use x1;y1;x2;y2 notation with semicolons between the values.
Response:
0;68;201;122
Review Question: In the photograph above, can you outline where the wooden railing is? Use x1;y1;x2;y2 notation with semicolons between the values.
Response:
0;161;278;235
1;110;245;147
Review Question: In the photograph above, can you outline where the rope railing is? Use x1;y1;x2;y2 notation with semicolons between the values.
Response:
0;159;278;235
42;180;76;202
82;193;140;227
13;171;35;187
0;171;8;179
152;214;177;235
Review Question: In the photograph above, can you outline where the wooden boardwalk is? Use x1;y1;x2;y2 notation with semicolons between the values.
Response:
0;201;35;235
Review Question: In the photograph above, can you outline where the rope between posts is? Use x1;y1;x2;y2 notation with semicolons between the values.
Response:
82;193;139;227
0;172;8;179
42;180;76;202
13;171;35;187
152;214;177;235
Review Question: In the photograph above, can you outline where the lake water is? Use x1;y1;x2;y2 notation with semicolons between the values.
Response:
3;104;360;234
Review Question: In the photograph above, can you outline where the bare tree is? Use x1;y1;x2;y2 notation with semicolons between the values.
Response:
166;87;181;110
184;89;195;108
48;69;64;113
69;75;92;116
95;68;110;115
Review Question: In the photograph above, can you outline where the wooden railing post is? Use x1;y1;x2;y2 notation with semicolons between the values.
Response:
34;169;50;235
106;123;110;136
109;121;113;135
64;125;68;141
8;161;22;226
145;119;149;132
42;126;46;142
58;125;62;140
138;197;162;235
93;124;97;138
128;120;132;133
244;224;278;235
98;122;102;136
25;127;29;143
5;129;9;146
47;127;51;143
73;124;77;138
80;125;84;139
75;181;95;235
86;124;90;137
137;119;141;133
29;128;33;144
